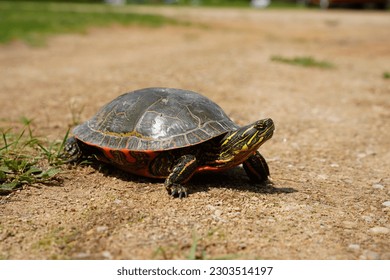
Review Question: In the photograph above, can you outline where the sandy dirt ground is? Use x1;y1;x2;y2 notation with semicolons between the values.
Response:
0;7;389;260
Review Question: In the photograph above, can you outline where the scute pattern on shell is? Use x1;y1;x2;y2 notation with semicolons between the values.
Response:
72;88;238;151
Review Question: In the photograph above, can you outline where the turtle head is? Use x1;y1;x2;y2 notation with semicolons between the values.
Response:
218;118;275;164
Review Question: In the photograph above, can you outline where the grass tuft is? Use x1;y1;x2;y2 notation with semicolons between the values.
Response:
271;55;335;69
0;1;187;46
0;119;66;195
383;72;390;79
187;231;202;260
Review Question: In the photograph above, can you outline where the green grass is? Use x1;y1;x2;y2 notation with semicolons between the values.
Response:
187;231;205;260
151;229;239;260
271;55;335;69
383;72;390;79
0;118;67;194
0;1;185;45
31;226;80;259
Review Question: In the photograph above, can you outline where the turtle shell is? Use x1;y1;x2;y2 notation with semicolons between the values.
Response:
72;87;238;151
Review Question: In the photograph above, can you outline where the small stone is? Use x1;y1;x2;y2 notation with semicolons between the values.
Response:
330;163;339;168
214;210;222;217
369;226;390;235
342;178;353;184
74;252;90;259
212;210;226;222
361;250;380;260
348;244;360;251
114;199;122;204
357;153;367;159
101;251;112;259
96;226;108;233
317;174;328;180
206;204;216;211
372;183;384;190
382;201;390;207
362;215;373;223
343;221;357;229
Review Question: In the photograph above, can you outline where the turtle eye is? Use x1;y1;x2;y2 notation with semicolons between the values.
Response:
255;121;265;131
255;118;274;131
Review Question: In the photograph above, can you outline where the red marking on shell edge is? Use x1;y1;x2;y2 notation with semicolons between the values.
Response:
101;146;114;159
120;149;136;163
78;140;162;178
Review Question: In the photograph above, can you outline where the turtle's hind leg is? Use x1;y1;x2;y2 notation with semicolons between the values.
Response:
165;155;198;198
63;136;83;163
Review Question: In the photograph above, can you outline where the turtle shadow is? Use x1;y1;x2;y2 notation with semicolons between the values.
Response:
90;161;296;196
188;167;297;196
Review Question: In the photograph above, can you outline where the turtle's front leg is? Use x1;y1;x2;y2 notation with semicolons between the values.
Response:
242;151;270;183
165;155;198;198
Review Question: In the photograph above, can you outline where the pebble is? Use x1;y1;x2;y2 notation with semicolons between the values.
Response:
317;174;328;180
382;201;390;207
372;183;384;190
214;210;223;217
360;250;380;260
74;252;90;259
101;251;112;259
267;218;276;223
206;204;216;211
348;244;360;251
96;226;108;233
368;227;390;235
356;152;367;159
212;210;226;222
342;221;357;229
362;215;373;223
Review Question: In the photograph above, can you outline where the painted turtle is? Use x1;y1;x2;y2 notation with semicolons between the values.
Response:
64;87;275;198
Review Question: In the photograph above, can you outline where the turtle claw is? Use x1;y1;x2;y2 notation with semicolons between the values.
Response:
167;184;188;199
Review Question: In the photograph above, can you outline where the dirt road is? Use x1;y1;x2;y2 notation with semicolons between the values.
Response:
1;7;389;259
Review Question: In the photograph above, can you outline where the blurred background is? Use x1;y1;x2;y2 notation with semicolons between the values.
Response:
1;0;389;261
3;0;390;10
